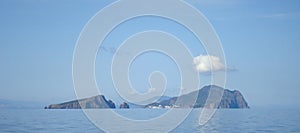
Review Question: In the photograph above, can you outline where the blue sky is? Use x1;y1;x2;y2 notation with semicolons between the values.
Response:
0;0;299;107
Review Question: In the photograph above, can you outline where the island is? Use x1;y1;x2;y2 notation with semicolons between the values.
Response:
47;95;115;109
46;85;249;109
145;85;249;109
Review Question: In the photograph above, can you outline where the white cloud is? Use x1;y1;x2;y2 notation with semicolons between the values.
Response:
193;55;227;73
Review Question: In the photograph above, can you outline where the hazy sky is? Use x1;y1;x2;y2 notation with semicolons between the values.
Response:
0;0;299;107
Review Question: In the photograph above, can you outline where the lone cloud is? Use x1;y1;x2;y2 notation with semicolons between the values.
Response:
193;55;232;73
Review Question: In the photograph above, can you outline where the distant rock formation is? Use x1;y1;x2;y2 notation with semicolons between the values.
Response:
119;102;129;109
47;95;115;109
145;85;249;109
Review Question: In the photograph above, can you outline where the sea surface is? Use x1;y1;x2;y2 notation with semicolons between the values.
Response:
0;107;299;133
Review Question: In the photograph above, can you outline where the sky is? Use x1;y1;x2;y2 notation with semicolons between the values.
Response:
0;0;300;107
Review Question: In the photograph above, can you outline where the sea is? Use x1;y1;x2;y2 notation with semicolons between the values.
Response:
0;107;299;133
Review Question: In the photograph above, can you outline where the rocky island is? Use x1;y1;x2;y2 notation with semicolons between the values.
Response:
46;95;115;109
46;85;249;109
145;85;249;109
119;102;130;109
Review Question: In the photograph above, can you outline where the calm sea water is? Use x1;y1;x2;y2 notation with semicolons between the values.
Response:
0;108;299;132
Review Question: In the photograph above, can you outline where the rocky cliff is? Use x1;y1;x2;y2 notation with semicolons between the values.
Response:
47;95;115;109
219;89;249;108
